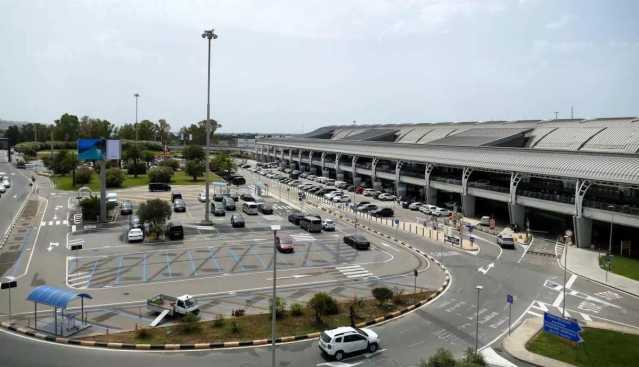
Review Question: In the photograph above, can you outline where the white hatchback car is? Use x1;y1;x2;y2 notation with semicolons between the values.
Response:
0;183;6;193
319;326;380;361
127;228;144;243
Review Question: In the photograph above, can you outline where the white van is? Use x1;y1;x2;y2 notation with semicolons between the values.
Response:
106;192;118;205
497;229;515;249
242;201;258;215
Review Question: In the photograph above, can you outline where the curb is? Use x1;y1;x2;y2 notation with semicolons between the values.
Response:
0;229;451;351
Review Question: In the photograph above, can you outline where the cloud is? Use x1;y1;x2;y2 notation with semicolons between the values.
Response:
545;14;575;30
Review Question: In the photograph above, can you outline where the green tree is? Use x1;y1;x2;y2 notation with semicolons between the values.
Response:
53;113;80;141
184;160;205;181
179;119;221;146
106;168;125;188
159;159;180;171
148;166;173;183
307;292;338;323
137;198;172;237
156;119;171;147
142;150;155;164
127;161;147;176
123;144;143;177
4;125;21;146
209;153;235;174
79;116;114;138
182;144;206;161
44;150;78;175
117;123;137;140
136;120;157;141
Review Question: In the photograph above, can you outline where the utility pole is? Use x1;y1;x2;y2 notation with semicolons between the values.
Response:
570;106;574;119
201;28;218;225
134;93;140;141
270;225;281;367
475;285;483;354
554;111;559;120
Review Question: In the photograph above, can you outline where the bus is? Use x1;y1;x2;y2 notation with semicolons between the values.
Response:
299;216;322;233
242;202;258;215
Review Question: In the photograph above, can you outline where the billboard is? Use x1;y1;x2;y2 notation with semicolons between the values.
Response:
106;139;121;160
77;139;105;161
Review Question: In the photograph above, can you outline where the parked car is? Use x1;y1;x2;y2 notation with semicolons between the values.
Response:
322;219;336;231
120;200;133;215
127;228;144;243
171;192;183;202
173;199;186;212
223;197;236;211
319;326;380;361
419;204;437;214
211;202;226;216
276;235;295;253
400;200;410;209
479;216;491;226
149;182;171;192
432;207;450;217
165;222;184;240
198;191;207;202
129;215;142;229
409;202;423;210
377;193;397;201
350;201;370;209
357;203;378;212
213;193;224;202
230;214;245;228
240;193;255;202
344;234;371;250
106;192;118;205
257;202;273;214
371;207;394;217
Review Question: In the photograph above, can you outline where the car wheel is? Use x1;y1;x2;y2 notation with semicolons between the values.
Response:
334;351;344;361
368;343;378;353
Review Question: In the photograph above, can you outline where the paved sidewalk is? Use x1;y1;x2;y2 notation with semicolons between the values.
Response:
564;245;639;296
502;318;574;367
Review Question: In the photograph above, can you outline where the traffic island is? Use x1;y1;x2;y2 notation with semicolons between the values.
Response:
80;291;435;345
503;318;639;367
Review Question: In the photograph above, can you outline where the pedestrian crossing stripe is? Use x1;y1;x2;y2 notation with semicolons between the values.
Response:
41;220;68;227
289;233;316;242
526;300;592;323
336;264;373;279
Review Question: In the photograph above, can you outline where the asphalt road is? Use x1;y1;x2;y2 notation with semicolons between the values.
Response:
0;165;637;367
0;162;31;243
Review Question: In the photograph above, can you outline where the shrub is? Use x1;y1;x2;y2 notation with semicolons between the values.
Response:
392;287;406;305
180;312;201;334
182;145;206;161
269;297;286;320
159;159;180;171
135;327;151;339
461;348;486;367
421;348;456;367
106;168;124;188
147;166;174;183
231;309;245;317
308;292;338;323
230;320;240;334
127;161;147;176
372;287;394;306
290;303;304;317
213;314;225;328
184;160;206;181
75;166;93;185
142;150;156;164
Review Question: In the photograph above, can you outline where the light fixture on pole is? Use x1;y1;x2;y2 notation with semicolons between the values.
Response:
475;285;483;354
134;93;140;141
201;27;218;225
270;224;281;367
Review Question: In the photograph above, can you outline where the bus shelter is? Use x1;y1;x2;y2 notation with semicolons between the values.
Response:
26;285;92;336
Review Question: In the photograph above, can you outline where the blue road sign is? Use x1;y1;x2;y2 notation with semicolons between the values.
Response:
506;294;513;304
543;312;583;343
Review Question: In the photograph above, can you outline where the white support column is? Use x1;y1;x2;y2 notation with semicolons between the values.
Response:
395;161;404;196
371;158;379;185
352;156;359;186
461;167;475;217
508;172;525;227
574;179;593;248
425;164;435;204
335;153;343;180
320;152;327;177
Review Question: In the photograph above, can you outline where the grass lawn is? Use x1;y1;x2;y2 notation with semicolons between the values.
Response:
36;149;75;160
527;328;639;367
599;255;639;281
52;170;221;191
83;291;433;344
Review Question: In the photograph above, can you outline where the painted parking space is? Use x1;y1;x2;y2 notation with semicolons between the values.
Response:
66;236;394;289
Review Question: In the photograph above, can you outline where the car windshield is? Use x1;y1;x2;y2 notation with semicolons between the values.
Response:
184;299;195;308
320;332;332;343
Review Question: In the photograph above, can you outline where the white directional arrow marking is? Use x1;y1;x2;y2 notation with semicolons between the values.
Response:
478;262;495;275
267;274;312;281
47;242;59;252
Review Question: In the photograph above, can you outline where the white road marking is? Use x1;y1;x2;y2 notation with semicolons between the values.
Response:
266;274;312;280
380;242;400;252
580;312;592;322
552;292;564;308
480;347;518;367
565;274;578;289
477;262;494;275
47;242;59;252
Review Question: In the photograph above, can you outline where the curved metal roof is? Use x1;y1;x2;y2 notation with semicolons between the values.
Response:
259;138;639;185
26;285;92;309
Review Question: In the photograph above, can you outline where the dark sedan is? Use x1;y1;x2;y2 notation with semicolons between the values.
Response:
258;203;273;214
240;193;255;202
343;234;370;250
120;200;133;215
288;212;305;225
371;207;394;217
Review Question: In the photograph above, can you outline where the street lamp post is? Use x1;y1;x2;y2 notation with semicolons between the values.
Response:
134;93;140;141
270;224;281;367
201;28;218;225
475;285;483;354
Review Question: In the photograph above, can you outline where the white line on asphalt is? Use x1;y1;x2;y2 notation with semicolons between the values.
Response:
565;274;578;289
527;311;543;318
552;292;564;308
516;238;532;264
380;242;400;252
16;198;47;280
580;312;592;322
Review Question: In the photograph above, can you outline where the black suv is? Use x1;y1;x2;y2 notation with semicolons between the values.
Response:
240;193;255;202
288;212;305;225
149;182;171;192
165;222;184;240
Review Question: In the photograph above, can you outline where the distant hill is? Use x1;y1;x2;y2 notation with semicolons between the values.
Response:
0;119;36;130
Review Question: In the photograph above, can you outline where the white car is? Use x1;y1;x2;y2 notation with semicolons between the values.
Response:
106;192;118;205
335;196;351;203
198;191;207;202
0;183;6;193
324;191;341;200
419;204;437;214
322;219;336;231
127;228;144;243
408;202;423;210
432;207;450;217
378;193;396;201
319;326;380;361
2;179;10;188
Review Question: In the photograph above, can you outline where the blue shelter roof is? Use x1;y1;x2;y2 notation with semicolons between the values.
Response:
26;286;92;309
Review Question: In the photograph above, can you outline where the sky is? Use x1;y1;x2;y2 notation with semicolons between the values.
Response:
1;0;638;133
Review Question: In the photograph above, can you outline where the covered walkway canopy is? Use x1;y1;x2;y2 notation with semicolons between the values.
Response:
26;285;92;336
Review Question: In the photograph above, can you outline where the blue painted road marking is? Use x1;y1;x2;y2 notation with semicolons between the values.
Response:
187;250;197;275
142;254;147;282
86;261;98;288
207;247;222;272
165;253;173;277
226;247;247;272
114;256;123;285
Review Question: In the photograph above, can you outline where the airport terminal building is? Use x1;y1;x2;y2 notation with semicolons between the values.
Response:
256;117;639;251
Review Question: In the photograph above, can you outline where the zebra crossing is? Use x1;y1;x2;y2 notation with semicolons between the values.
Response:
289;233;316;242
272;204;291;211
335;264;373;279
41;219;69;227
67;271;91;289
526;300;594;322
